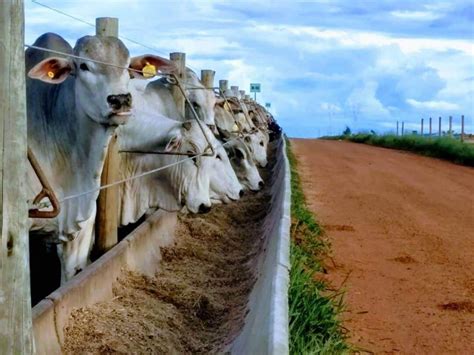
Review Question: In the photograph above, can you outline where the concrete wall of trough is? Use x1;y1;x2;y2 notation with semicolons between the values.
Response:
230;138;291;355
32;137;290;355
32;210;177;354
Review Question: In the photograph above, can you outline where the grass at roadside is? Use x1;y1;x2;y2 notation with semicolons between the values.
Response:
325;134;474;167
286;138;349;354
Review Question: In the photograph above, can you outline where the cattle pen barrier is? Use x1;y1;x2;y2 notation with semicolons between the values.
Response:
32;138;290;354
0;2;290;354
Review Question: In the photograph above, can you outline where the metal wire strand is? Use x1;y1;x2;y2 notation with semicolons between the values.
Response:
30;137;239;211
30;0;200;73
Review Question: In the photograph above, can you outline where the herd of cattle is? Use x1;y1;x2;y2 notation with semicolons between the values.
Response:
26;33;281;284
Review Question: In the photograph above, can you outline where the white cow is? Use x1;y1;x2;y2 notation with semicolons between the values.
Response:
118;116;242;223
118;118;213;224
129;56;217;129
224;138;264;191
26;33;154;282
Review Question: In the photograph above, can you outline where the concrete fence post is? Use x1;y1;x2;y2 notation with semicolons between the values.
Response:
219;79;228;93
170;52;186;117
0;0;34;352
200;69;215;89
461;115;465;142
95;17;120;256
231;85;239;98
396;121;399;136
401;121;404;136
429;117;432;138
439;116;442;137
421;118;424;136
449;116;452;137
95;17;118;37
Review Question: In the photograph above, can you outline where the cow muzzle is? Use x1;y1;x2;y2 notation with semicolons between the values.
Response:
107;93;132;125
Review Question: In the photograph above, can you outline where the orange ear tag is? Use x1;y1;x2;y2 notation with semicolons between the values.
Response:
47;71;55;79
142;62;156;78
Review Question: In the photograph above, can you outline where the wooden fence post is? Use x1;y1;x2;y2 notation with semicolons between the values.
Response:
421;118;424;136
231;85;240;98
0;0;34;352
219;79;228;93
439;116;442;137
200;69;215;89
95;17;118;37
95;17;119;255
170;52;186;117
449;116;452;137
461;115;465;142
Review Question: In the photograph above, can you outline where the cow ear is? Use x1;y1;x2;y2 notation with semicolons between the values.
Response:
129;55;178;79
28;57;73;84
165;135;182;152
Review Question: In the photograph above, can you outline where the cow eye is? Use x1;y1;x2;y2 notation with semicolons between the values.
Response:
260;141;264;146
187;151;198;165
79;63;90;71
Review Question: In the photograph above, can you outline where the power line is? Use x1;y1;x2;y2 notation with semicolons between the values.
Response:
30;0;200;72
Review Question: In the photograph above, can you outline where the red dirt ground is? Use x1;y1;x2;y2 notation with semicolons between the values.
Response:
291;139;474;354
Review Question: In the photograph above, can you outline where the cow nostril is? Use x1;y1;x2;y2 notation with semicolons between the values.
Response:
125;93;132;107
107;95;120;109
198;203;211;214
239;190;244;197
259;181;264;188
107;94;132;110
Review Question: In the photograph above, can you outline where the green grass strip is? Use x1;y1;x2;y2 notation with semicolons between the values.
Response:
326;134;474;167
286;138;349;354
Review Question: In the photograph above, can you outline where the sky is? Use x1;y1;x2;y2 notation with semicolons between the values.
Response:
25;0;473;137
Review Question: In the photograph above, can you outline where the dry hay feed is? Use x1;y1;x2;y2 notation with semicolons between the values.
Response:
63;147;276;354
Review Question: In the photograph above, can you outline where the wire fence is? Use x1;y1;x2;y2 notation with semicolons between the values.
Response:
26;1;269;214
30;0;201;73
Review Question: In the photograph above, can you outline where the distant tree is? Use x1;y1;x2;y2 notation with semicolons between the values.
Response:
370;130;376;135
343;126;351;136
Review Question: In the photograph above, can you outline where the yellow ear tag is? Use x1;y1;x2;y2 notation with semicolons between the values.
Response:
47;71;55;79
142;62;156;78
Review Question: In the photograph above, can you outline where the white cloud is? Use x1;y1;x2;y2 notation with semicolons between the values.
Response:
406;99;460;111
320;102;342;112
254;24;474;55
390;10;440;21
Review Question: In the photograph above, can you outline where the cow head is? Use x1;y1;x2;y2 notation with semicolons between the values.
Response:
165;121;213;214
225;139;264;191
28;35;133;126
185;69;217;130
214;101;242;139
244;132;268;168
208;141;243;204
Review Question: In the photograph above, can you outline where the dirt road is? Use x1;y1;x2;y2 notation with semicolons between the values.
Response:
291;139;474;354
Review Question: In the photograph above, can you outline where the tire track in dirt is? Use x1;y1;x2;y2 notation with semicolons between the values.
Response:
291;139;474;354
